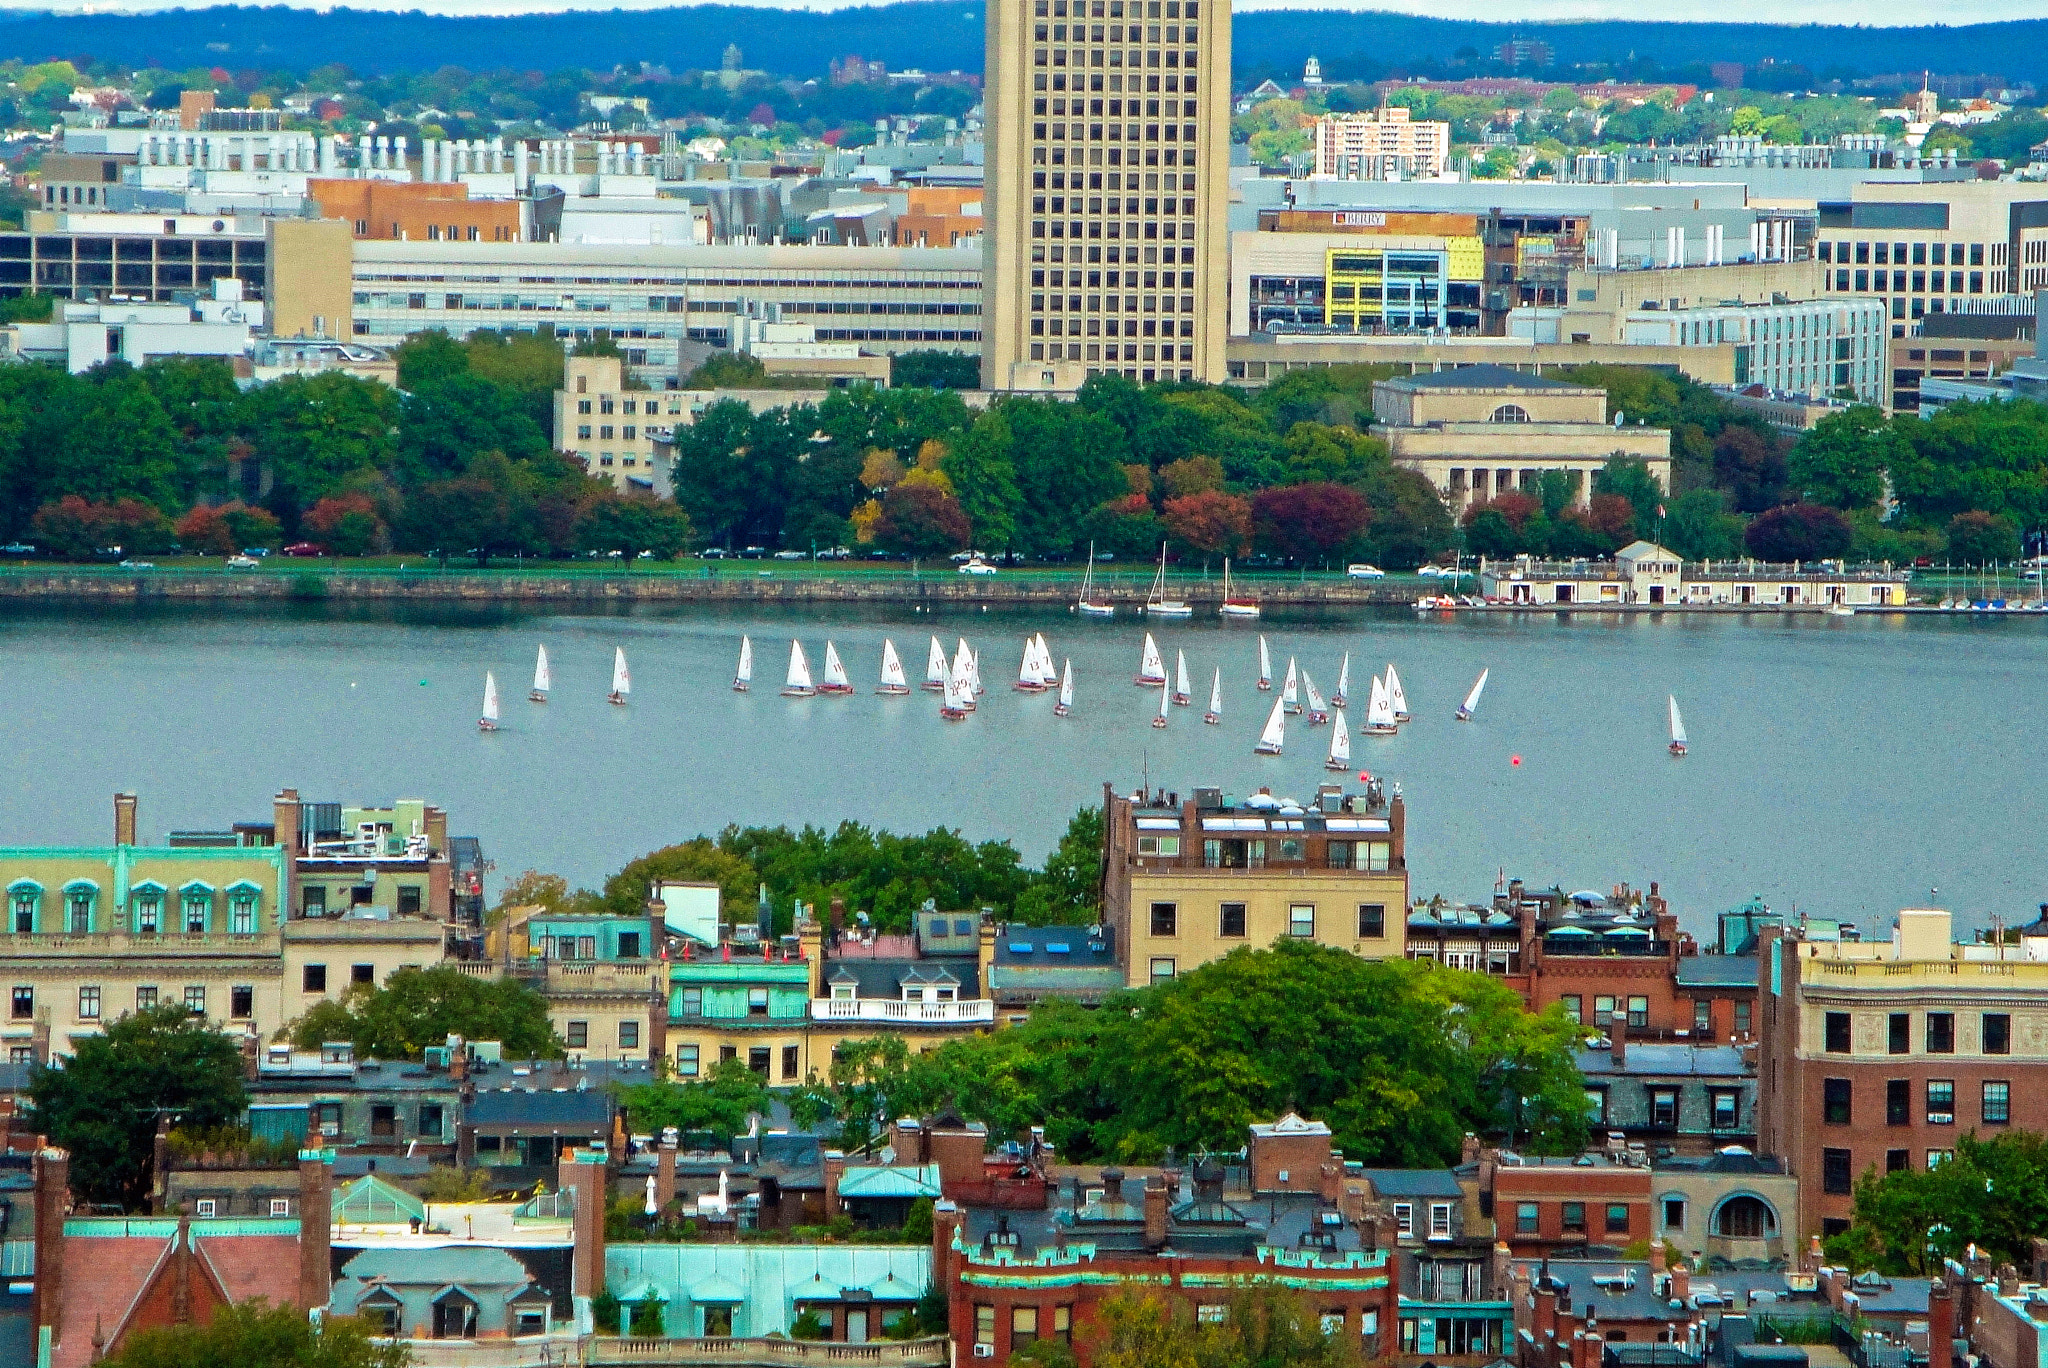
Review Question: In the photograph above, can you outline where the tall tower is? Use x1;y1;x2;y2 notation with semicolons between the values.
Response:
982;0;1231;391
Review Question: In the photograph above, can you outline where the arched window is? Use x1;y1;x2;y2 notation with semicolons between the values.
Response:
1490;403;1531;423
180;883;213;935
8;881;40;934
1716;1195;1775;1238
131;882;166;936
62;880;97;935
226;883;261;936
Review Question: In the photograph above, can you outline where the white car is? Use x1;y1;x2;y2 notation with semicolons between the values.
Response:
117;559;155;569
1346;563;1385;580
1416;565;1443;577
958;559;998;576
225;555;260;569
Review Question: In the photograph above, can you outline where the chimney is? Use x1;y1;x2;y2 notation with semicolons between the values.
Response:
1462;1133;1482;1166
655;1138;678;1217
1650;1239;1666;1274
1573;1327;1604;1368
557;1149;607;1314
1320;1162;1343;1205
824;1152;846;1216
298;1149;333;1312
274;788;302;854
424;805;447;856
240;1033;260;1082
1609;1017;1627;1066
1671;1264;1691;1304
114;791;137;847
1534;1279;1559;1347
151;1116;172;1212
1998;1264;2020;1298
2032;1236;2048;1286
1143;1175;1168;1250
448;1037;468;1083
1927;1279;1955;1368
32;1147;68;1343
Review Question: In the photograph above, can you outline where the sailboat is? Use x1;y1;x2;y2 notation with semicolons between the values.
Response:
949;639;975;710
1204;668;1222;725
1219;557;1260;619
923;636;948;692
479;671;500;732
818;642;853;695
877;639;910;696
1257;636;1273;692
1077;542;1115;617
1015;637;1048;692
608;648;630;705
1172;650;1192;705
1151;679;1170;729
529;646;550;703
1302;669;1329;725
1456;668;1488;722
940;663;969;721
1325;708;1353;771
1254;695;1286;755
1281;658;1301;714
1363;673;1398;736
1135;633;1167;686
731;637;752;693
1054;660;1074;717
1332;654;1350;709
970;650;985;697
1668;695;1689;757
1385;663;1411;723
1035;635;1057;687
781;641;816;698
1144;543;1192;618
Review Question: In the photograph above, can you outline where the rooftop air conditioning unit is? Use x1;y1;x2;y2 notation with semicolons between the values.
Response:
973;1347;996;1358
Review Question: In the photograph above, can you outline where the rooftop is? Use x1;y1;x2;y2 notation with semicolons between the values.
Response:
1380;363;1586;393
1577;1044;1750;1079
1675;955;1760;989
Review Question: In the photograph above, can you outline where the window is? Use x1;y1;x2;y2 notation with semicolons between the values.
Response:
1885;1012;1910;1054
136;986;156;1010
1490;403;1530;422
1051;1307;1071;1344
1605;1204;1630;1234
1663;1198;1686;1230
1429;1202;1452;1239
1594;995;1616;1025
747;1047;769;1076
195;1198;217;1217
1136;834;1180;856
185;985;206;1015
1734;1001;1751;1035
1515;1202;1538;1234
1562;1201;1586;1232
10;986;30;1019
1289;904;1315;938
680;988;703;1015
10;886;36;933
782;1044;799;1080
397;886;422;917
1984;1012;2011;1055
351;963;375;986
230;986;252;1019
1149;957;1175;985
1358;903;1385;938
228;888;256;934
1150;901;1177;935
1394;1202;1415;1236
618;932;641;958
1197;1305;1229;1324
1650;1089;1677;1126
133;887;160;934
1928;1149;1954;1169
1562;995;1583;1025
1823;1077;1852;1124
1219;902;1246;937
566;1020;589;1049
620;1019;640;1050
1983;1081;2010;1125
1585;1088;1607;1123
676;1043;699;1076
578;937;597;960
1927;1012;1955;1054
302;964;327;993
419;1104;444;1137
1694;999;1712;1033
181;886;209;934
1926;1079;1954;1125
78;986;99;1019
747;988;769;1016
1627;996;1649;1029
270;1198;292;1217
66;885;94;934
1886;1149;1910;1173
1825;1012;1852;1053
975;1307;995;1347
1711;1091;1739;1129
1013;1307;1039;1347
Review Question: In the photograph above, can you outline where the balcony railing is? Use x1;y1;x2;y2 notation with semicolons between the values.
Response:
591;1338;950;1367
3;930;273;955
810;998;996;1024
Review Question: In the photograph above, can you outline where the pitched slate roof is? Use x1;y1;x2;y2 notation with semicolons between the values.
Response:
465;1086;613;1128
1675;955;1760;989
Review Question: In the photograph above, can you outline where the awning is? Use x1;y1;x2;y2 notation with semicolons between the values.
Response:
691;1275;747;1304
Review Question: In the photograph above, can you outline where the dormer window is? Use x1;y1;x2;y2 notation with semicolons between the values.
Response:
831;984;856;1001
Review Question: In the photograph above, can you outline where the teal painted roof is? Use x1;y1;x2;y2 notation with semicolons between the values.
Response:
838;1165;942;1201
605;1243;934;1336
339;1245;532;1288
333;1174;427;1225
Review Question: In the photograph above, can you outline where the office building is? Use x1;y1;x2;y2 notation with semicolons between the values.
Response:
1231;218;1485;336
1888;309;2038;411
1;277;263;373
1312;105;1452;181
554;354;687;493
982;0;1232;389
1816;182;2048;334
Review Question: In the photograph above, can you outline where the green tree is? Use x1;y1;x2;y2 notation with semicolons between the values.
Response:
395;329;473;391
603;837;761;920
1012;805;1104;926
577;492;693;559
790;1034;914;1151
942;411;1022;552
281;966;561;1060
1787;405;1895;510
492;870;604;923
891;351;981;389
1830;1131;2048;1275
619;1057;772;1138
30;1003;248;1209
1592;457;1664;540
874;481;972;559
684;351;775;389
98;1300;411;1368
1744;502;1852;562
1945;509;2021;565
1662;488;1745;561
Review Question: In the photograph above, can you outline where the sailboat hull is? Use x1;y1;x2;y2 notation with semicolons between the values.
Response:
1053;703;1070;716
732;682;749;693
1324;757;1350;771
1014;681;1047;692
1219;604;1260;619
607;693;626;705
1455;709;1471;721
1364;723;1397;735
1307;710;1329;725
1077;602;1116;618
1171;691;1190;705
1669;742;1688;757
876;684;910;696
941;706;968;720
1151;716;1167;728
479;719;498;732
529;691;547;703
921;681;945;692
1203;712;1219;725
781;686;816;698
1146;603;1193;618
1254;741;1282;755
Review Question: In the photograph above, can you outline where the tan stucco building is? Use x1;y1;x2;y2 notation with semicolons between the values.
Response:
1370;363;1670;513
554;355;685;494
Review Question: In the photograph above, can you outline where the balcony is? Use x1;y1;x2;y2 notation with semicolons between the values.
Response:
3;930;274;957
810;998;996;1024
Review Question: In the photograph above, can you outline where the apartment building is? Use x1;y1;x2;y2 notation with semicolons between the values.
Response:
1312;104;1452;181
1816;182;2048;334
982;0;1232;389
553;354;679;493
1101;779;1409;989
1757;908;2048;1242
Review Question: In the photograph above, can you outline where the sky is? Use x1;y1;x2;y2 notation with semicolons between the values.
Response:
0;0;2042;21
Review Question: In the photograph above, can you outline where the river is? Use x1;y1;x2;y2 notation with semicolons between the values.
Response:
5;599;2043;941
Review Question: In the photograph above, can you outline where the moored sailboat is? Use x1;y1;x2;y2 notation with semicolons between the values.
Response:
1077;542;1115;617
1332;653;1350;708
877;639;911;695
608;648;630;705
819;642;854;695
1054;660;1074;717
923;636;948;692
1135;633;1167;686
1281;658;1301;714
1385;663;1411;723
1302;670;1329;725
1668;695;1689;757
1219;557;1260;619
479;671;500;732
1144;543;1192;618
731;637;752;693
1257;636;1273;691
1363;673;1398;736
781;641;816;698
1325;709;1353;771
1172;650;1192;705
1204;668;1222;725
530;645;551;703
1253;695;1286;755
1456;668;1488;722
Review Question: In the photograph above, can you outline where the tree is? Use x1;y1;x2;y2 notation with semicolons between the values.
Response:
891;351;981;389
1788;405;1894;510
873;481;971;559
1161;489;1251;559
942;412;1022;552
1158;456;1225;497
1713;426;1789;513
302;494;387;557
684;351;773;389
30;1003;248;1209
1662;488;1745;561
1012;805;1104;926
281;966;561;1060
1744;502;1852;562
492;870;604;923
790;1034;913;1151
1829;1132;2048;1275
578;492;693;560
1250;482;1370;564
32;496;175;558
401;473;515;565
98;1300;411;1368
619;1057;772;1138
600;837;761;920
1945;510;2021;565
1592;457;1664;539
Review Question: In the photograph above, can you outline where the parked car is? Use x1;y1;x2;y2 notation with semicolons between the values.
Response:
225;555;260;569
700;547;730;559
282;542;325;557
1346;563;1386;579
0;543;35;555
772;549;807;560
958;558;998;575
739;546;768;559
240;547;271;558
117;559;154;569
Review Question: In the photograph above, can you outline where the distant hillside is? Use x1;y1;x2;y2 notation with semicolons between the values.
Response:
0;3;2044;86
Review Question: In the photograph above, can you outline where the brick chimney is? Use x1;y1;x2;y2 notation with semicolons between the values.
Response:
424;804;447;856
655;1137;678;1217
1671;1263;1691;1304
1573;1326;1604;1368
1143;1175;1168;1250
298;1150;333;1312
1650;1239;1666;1274
448;1038;468;1083
1319;1162;1343;1205
32;1147;68;1345
1534;1277;1559;1348
557;1150;607;1315
114;791;137;847
2032;1236;2048;1286
274;788;302;853
1610;1016;1627;1066
151;1116;173;1213
823;1152;846;1216
1927;1279;1955;1368
1462;1132;1482;1166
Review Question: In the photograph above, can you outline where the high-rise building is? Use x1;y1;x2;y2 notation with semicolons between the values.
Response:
982;0;1231;390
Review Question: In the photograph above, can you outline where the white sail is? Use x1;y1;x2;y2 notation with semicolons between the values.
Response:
952;638;972;685
1057;660;1074;713
1327;710;1352;768
941;662;966;717
1017;638;1042;690
1364;673;1397;733
784;640;814;695
1458;668;1488;720
1333;653;1350;706
822;641;851;691
1281;657;1300;712
1254;695;1286;754
1669;695;1688;747
925;636;948;689
1173;649;1191;703
1386;663;1410;720
611;647;631;698
533;646;551;695
481;671;500;723
880;639;908;691
1206;667;1222;720
733;637;752;689
970;650;984;695
1035;634;1057;685
1137;632;1166;684
1303;670;1328;719
1258;636;1273;690
950;649;976;711
1154;679;1171;727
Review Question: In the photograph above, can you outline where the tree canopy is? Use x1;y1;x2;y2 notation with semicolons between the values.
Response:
98;1300;410;1368
1827;1131;2048;1275
281;966;560;1060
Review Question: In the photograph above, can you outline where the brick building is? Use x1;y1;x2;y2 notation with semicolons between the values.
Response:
1487;1150;1653;1258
